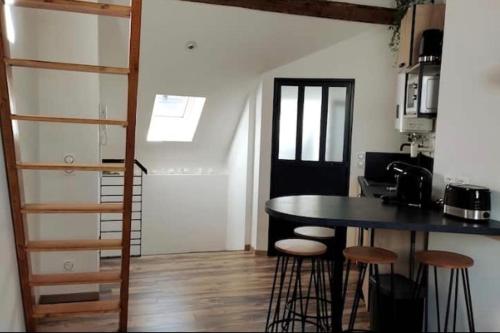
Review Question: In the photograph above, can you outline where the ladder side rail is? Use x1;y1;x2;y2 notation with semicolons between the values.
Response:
120;0;142;331
0;5;35;331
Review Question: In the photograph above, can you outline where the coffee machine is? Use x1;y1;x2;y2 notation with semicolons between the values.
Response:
382;161;433;208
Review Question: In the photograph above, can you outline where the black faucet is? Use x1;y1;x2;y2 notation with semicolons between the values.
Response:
400;143;411;151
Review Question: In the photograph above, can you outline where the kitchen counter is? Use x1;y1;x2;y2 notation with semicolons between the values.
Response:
266;195;500;332
266;195;500;236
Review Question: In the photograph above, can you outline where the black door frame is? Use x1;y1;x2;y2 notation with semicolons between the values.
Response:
270;78;355;198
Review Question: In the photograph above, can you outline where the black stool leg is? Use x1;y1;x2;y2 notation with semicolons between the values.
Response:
265;256;281;332
281;259;297;331
462;269;475;333
424;265;429;332
286;258;300;332
444;269;455;332
413;263;424;298
303;258;315;326
285;257;304;333
413;264;428;332
390;263;395;331
313;259;323;332
297;258;305;332
342;260;352;311
373;264;383;332
434;266;441;333
319;259;330;331
453;269;459;333
348;263;367;331
313;258;327;331
461;269;472;332
266;255;290;332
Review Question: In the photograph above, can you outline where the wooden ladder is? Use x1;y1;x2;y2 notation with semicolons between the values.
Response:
0;0;142;331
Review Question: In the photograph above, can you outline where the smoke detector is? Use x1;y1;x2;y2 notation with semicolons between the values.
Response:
185;41;198;52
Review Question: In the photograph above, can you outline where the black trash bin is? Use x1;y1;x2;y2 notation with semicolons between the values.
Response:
369;273;424;332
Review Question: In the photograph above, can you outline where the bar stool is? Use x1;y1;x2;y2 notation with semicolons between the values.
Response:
265;239;329;332
294;226;336;280
294;226;336;331
343;246;398;332
414;250;475;333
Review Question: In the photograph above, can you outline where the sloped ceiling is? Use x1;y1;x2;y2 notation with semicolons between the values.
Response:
134;0;383;170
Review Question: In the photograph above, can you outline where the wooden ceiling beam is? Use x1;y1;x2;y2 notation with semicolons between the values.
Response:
180;0;396;25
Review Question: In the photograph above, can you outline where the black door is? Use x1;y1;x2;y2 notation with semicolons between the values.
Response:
268;78;355;254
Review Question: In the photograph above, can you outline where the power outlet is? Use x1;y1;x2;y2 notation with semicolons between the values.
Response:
356;152;365;169
63;260;75;272
444;175;470;185
454;176;470;185
444;175;454;184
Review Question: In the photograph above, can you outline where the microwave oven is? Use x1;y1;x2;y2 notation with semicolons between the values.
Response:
406;66;440;117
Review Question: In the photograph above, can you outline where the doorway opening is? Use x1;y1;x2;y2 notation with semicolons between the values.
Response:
268;78;355;254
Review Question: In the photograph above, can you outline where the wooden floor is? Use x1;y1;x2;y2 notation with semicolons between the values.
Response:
37;251;369;332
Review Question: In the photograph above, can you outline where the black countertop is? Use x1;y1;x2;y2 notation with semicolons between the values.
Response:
266;195;500;236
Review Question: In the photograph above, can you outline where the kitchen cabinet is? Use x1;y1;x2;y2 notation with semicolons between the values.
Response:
397;4;446;71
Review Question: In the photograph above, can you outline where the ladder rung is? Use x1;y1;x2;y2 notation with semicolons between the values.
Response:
21;203;123;214
27;240;122;252
11;114;127;127
33;300;120;318
5;58;129;75
30;271;121;286
8;0;131;18
17;163;125;172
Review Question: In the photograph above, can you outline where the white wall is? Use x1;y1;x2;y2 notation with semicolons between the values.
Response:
133;0;374;171
33;11;101;295
111;0;381;254
428;1;500;331
97;3;128;159
5;7;102;296
142;174;228;255
252;27;404;250
225;98;254;250
0;138;25;332
251;83;264;249
9;6;42;273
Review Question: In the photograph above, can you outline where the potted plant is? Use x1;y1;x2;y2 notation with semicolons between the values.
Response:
389;0;432;52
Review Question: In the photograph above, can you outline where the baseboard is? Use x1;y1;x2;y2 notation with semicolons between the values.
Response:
249;246;267;256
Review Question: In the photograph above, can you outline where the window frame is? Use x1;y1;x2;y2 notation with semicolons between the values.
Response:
146;94;206;142
271;78;355;166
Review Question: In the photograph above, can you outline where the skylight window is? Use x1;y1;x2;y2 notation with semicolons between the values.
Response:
147;94;206;142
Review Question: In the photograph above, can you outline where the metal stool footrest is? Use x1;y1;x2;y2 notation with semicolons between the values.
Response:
265;254;332;332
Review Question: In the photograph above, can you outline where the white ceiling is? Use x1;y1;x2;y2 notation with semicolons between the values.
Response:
134;0;380;169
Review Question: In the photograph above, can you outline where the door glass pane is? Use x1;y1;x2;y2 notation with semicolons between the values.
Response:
325;87;347;162
301;87;322;161
278;86;298;160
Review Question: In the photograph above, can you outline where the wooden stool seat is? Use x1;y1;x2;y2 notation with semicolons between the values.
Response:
294;226;335;240
275;239;327;257
416;250;474;269
343;246;398;265
414;250;476;332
